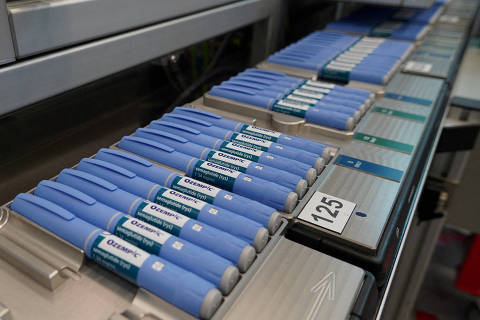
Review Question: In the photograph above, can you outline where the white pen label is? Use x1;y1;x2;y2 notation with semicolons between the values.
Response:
297;192;356;234
230;133;273;150
91;232;150;281
299;84;330;94
206;151;251;172
404;61;433;73
192;160;241;191
154;188;206;219
114;216;171;255
136;201;189;236
287;94;318;105
170;176;221;203
239;125;281;141
293;89;324;100
306;80;335;89
219;141;264;161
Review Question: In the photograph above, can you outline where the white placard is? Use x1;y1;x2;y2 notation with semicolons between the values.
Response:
297;192;356;234
404;61;433;73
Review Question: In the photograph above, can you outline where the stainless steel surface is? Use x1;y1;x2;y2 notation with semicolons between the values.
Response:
375;91;447;319
375;98;431;118
203;93;358;140
7;0;237;58
0;0;270;117
0;255;137;320
0;0;15;65
304;165;400;252
221;238;365;320
357;112;425;150
0;207;85;290
342;141;411;172
0;302;12;320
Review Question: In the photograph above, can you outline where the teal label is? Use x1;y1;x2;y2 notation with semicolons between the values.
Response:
321;67;350;83
218;141;263;161
354;132;414;154
384;92;433;106
113;216;171;255
90;232;150;282
135;201;189;236
170;176;220;203
271;99;309;118
205;150;251;173
153;188;205;219
192;160;241;191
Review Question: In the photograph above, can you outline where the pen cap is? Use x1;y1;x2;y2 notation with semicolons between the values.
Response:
34;180;121;232
160;114;232;140
148;121;219;149
133;128;207;158
56;169;142;216
118;136;193;172
306;108;354;131
10;193;99;251
77;158;159;201
135;254;222;318
95;148;172;185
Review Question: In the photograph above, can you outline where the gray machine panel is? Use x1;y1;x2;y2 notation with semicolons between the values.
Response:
0;0;270;117
0;0;15;65
306;165;400;252
221;238;365;320
375;98;432;118
356;112;425;150
8;0;238;58
341;141;411;172
384;73;445;107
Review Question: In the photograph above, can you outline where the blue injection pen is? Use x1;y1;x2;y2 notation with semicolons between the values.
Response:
94;148;282;234
56;169;256;272
10;193;222;319
75;158;269;252
34;180;240;294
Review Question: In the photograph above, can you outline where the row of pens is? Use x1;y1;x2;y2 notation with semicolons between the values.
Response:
207;68;374;130
9;107;335;319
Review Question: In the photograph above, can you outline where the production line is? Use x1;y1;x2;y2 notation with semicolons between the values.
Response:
0;0;479;319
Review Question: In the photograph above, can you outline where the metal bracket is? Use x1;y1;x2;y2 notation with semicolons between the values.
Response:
202;93;360;141
0;207;85;290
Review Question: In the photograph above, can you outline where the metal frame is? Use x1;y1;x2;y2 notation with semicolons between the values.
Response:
0;0;271;117
0;0;15;66
7;0;241;58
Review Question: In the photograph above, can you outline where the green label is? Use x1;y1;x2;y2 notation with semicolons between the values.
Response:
170;176;220;203
192;160;240;191
271;99;309;118
135;201;188;236
90;233;149;282
153;188;204;219
372;106;426;122
354;132;414;154
113;216;171;255
218;141;263;161
239;124;281;142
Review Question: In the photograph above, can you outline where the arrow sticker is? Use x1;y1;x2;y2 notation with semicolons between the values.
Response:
306;272;336;320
